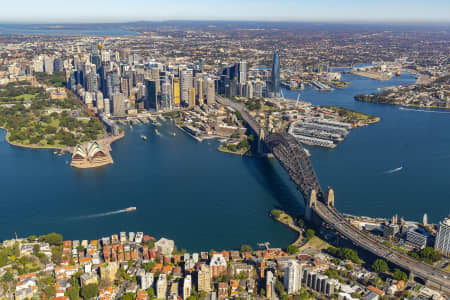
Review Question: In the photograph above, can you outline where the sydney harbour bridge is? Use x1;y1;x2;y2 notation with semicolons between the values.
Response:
216;95;450;293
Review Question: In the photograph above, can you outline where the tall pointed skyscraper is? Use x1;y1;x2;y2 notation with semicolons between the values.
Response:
271;51;280;97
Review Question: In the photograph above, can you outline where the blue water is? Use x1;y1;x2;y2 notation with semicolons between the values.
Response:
284;72;450;223
0;122;298;251
0;72;449;250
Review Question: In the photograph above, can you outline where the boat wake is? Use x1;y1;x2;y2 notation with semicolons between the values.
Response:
384;166;403;174
399;107;450;114
70;208;136;220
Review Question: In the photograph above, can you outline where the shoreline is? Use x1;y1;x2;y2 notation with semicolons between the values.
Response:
70;132;125;169
355;98;450;111
217;145;248;156
0;126;125;169
270;211;304;247
351;71;393;81
0;126;68;151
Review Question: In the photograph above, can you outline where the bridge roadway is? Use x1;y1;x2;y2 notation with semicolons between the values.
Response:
314;201;450;290
216;95;450;292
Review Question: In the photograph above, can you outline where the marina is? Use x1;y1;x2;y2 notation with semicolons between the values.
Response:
288;118;351;148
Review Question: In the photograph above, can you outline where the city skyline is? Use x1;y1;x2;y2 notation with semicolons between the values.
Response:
1;0;450;23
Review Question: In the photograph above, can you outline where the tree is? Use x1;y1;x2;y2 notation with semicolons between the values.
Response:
296;219;305;228
43;285;56;298
275;279;286;296
33;244;40;256
305;229;315;240
0;252;8;267
81;283;99;299
392;269;408;282
372;259;389;273
1;271;13;282
240;245;253;253
65;285;80;300
121;293;136;300
51;246;63;264
260;288;266;296
418;247;441;263
147;287;155;299
286;245;299;255
271;209;282;219
39;233;63;246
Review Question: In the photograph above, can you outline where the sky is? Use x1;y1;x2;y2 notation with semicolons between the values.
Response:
1;0;450;23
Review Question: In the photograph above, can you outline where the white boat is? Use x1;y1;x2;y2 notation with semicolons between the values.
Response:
141;135;148;141
125;207;136;212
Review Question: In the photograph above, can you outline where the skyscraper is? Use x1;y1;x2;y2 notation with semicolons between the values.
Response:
188;88;196;108
145;80;158;111
90;43;101;68
156;274;167;299
181;69;193;106
183;275;192;300
435;217;450;256
283;260;302;294
173;77;181;106
266;270;275;300
238;61;248;84
271;51;280;97
206;78;215;105
112;93;126;116
197;264;211;292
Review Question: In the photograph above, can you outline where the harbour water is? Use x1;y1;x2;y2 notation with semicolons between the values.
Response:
0;123;299;251
284;72;450;223
0;72;449;250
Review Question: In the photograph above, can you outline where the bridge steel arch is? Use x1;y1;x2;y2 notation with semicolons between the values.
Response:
264;132;323;201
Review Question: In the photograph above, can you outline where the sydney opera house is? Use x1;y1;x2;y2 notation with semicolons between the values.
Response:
70;141;113;168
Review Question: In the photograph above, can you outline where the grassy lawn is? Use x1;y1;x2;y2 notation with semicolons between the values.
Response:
300;236;330;251
444;264;450;272
322;105;379;123
279;213;293;225
13;94;37;101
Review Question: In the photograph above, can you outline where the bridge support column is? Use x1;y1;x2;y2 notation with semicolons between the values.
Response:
257;128;265;155
409;271;414;283
326;187;335;208
305;189;317;222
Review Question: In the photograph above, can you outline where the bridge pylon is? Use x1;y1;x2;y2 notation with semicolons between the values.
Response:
326;187;335;208
257;128;265;154
305;189;317;222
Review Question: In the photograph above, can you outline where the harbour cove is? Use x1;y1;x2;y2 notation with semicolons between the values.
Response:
1;72;449;251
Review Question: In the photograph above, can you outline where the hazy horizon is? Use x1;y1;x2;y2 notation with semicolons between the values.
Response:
1;0;449;23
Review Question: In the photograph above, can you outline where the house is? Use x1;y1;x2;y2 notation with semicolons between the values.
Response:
155;238;175;256
210;254;227;277
218;282;228;300
80;272;98;287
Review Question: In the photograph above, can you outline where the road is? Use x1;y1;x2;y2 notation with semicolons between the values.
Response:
216;94;450;292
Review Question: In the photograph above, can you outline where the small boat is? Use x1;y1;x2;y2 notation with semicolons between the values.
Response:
125;207;136;212
53;151;58;155
155;129;160;135
141;135;147;141
172;132;176;136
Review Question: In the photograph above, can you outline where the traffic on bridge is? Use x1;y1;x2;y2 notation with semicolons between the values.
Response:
216;94;450;293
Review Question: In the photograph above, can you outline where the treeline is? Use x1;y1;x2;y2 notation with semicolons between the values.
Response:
0;82;45;101
2;105;103;147
35;72;66;87
354;92;397;104
326;246;363;264
407;246;441;264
